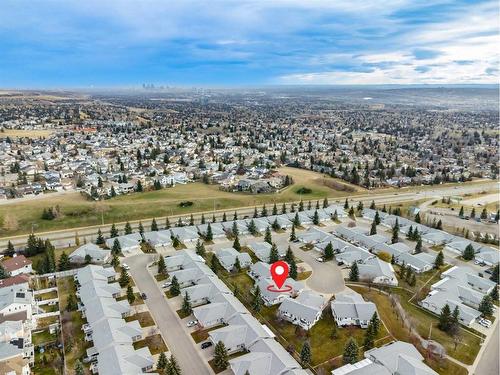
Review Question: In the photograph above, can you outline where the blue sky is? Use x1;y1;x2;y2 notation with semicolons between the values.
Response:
0;0;498;87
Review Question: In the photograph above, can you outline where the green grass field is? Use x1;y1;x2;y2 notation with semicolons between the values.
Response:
0;167;364;236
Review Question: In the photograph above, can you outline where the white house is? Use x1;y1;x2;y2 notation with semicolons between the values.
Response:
331;290;377;328
278;290;327;329
69;243;111;264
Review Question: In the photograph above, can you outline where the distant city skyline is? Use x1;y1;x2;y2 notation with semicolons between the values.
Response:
0;0;498;88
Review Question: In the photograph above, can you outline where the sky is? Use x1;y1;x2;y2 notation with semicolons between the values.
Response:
0;0;498;88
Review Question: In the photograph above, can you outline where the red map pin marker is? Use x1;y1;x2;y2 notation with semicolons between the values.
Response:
270;261;289;289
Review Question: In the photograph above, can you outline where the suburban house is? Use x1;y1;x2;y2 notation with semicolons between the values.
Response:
182;276;232;306
335;245;374;266
164;249;205;272
229;338;308;375
192;293;248;328
421;230;455;246
74;264;117;286
0;275;30;291
394;252;435;273
197;223;226;239
221;220;250;235
324;204;347;217
420;265;496;326
278;290;327;329
256;277;304;306
208;313;274;354
168;262;216;287
247;241;286;263
332;341;438;375
0;286;36;326
169;226;200;243
357;258;398;286
95;344;154;374
69;243;111;264
265;215;293;229
77;279;122;301
331;290;377;328
297;227;331;244
215;248;252;271
104;233;142;254
248;262;271;281
1;256;32;277
143;230;172;248
474;247;500;266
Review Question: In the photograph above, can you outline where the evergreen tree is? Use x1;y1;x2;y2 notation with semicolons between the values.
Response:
110;223;119;238
281;203;287;214
165;217;171;229
151;218;158;231
415;238;422;254
407;225;414;240
232;221;239;237
415;212;421;223
181;291;192;315
324;242;334;260
261;204;268;217
200;213;206;224
436;219;443;230
300;341;312;366
170;276;180;296
111;253;119;268
157;352;168;371
269;243;280;263
290;224;297;241
391;221;399;244
369;200;375;209
214;341;229;370
480;208;488;220
158;256;166;274
222;212;227;222
112;238;121;255
344;198;349;209
349;263;359;282
6;241;15;256
333;210;339;222
313;210;320;225
285;246;294;263
96;229;105;245
272;203;278;215
264;226;272;244
272;218;280;231
127;285;135;304
459;206;464;218
434;250;444;269
138;222;144;236
172;235;181;248
463;244;475;260
370;220;377;235
438;304;452;331
293;212;301;227
470;208;476;218
370;312;380;334
374;210;381;225
490;264;499;284
57;252;70;271
232;236;241;253
450;305;460;335
289;258;298;280
252;286;263;312
323;197;329;208
348;206;355;218
478;295;493;316
205;223;213;241
168;355;181;375
124;221;132;234
253;207;258;218
119;268;130;287
363;324;375;350
0;264;8;279
343;338;359;364
195;240;206;257
234;257;241;272
489;286;498;301
298;200;304;212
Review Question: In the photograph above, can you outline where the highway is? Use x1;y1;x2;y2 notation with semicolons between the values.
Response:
1;180;496;250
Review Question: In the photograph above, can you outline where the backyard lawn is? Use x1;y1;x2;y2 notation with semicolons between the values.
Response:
125;311;156;327
350;285;475;374
133;334;168;355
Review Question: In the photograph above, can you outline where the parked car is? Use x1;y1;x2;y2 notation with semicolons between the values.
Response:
316;257;324;263
162;282;172;288
141;293;147;300
187;320;198;328
122;263;130;270
201;341;212;349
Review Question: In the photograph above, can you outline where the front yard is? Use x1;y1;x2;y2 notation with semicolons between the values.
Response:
125;311;155;327
133;334;168;355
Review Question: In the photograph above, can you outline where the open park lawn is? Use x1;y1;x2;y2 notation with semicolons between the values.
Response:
0;167;362;236
133;334;168;355
125;311;155;327
350;285;475;374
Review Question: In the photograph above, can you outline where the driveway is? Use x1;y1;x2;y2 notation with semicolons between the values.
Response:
126;254;212;375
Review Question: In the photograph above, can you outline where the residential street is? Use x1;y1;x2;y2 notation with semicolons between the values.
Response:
126;254;213;375
473;321;499;375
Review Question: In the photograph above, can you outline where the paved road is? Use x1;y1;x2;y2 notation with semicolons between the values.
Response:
1;180;497;250
473;321;499;375
126;254;212;375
